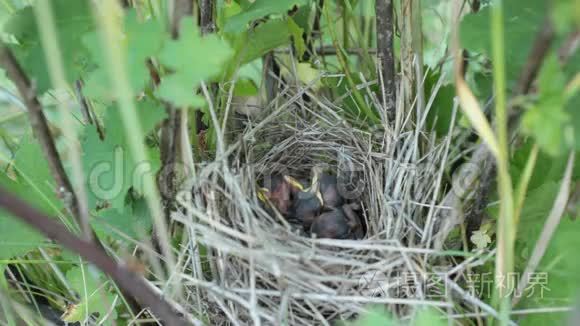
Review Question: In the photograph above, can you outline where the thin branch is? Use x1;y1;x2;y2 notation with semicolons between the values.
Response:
74;79;105;140
0;186;193;326
74;79;93;125
513;18;555;96
263;52;280;105
302;0;324;62
159;0;193;203
276;45;378;56
199;0;214;34
170;0;193;38
2;41;147;318
558;30;579;64
375;0;396;120
0;44;82;231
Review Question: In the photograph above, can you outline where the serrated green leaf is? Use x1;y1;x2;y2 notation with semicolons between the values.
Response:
125;11;166;92
91;197;152;241
62;266;117;323
522;106;569;156
4;0;95;94
157;17;233;107
224;0;308;33
522;55;570;156
82;10;166;101
156;74;206;107
83;100;166;211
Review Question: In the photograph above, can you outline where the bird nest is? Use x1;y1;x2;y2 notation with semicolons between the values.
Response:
172;86;487;324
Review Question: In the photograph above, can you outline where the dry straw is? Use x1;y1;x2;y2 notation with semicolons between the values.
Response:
168;72;495;325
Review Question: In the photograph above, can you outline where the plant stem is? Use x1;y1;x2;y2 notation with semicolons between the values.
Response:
199;0;214;34
490;1;515;324
0;44;82;234
91;0;176;274
323;1;379;123
375;0;396;120
34;0;92;241
0;186;193;326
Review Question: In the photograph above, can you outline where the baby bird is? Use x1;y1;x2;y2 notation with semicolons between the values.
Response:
258;174;301;217
316;170;344;209
310;203;364;239
287;176;324;230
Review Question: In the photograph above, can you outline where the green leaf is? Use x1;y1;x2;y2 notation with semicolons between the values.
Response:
296;62;322;89
10;136;65;217
0;175;45;260
124;11;166;92
511;165;580;324
511;142;572;192
551;0;580;34
217;0;243;31
156;74;206;107
565;92;580;151
424;71;457;136
83;68;115;104
91;196;153;241
237;59;262;87
351;306;395;326
62;266;117;323
238;18;294;64
224;0;308;33
0;137;66;260
288;18;306;58
156;17;233;107
4;0;95;94
233;79;259;96
516;212;580;325
415;308;446;326
83;99;166;211
82;10;166;101
460;0;547;87
291;1;315;35
522;55;570;156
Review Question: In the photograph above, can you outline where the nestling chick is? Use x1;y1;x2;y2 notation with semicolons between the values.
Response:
286;176;324;230
310;203;364;239
317;171;344;208
258;174;301;216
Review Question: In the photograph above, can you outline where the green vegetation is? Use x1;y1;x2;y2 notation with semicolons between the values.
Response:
0;0;578;325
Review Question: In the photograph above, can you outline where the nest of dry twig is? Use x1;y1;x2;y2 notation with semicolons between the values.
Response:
171;77;493;325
